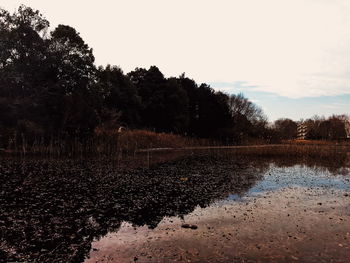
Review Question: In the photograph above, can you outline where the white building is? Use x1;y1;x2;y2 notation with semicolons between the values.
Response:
297;123;308;140
345;117;350;138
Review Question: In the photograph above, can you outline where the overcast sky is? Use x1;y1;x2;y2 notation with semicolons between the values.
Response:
1;0;350;121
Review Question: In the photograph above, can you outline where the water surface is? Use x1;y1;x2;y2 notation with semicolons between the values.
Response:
86;154;350;263
1;151;349;262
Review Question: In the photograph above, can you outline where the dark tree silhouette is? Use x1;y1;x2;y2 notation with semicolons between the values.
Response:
3;5;347;152
45;25;98;137
273;118;297;140
0;6;51;146
305;115;347;140
228;93;268;143
96;65;141;127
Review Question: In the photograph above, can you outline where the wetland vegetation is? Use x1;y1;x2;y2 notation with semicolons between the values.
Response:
1;147;350;262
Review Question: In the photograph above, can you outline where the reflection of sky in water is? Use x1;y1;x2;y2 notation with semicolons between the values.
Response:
228;163;350;201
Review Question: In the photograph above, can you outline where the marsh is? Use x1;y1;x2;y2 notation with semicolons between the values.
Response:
1;149;349;262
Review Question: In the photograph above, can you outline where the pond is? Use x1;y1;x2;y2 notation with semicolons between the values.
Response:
1;150;350;262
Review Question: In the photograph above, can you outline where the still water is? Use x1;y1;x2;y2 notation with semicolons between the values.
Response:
1;152;349;262
86;154;350;263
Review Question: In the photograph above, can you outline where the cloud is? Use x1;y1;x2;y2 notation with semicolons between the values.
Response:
208;81;257;94
322;103;347;110
2;0;350;98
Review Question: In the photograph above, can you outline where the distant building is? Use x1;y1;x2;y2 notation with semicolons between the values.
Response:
297;117;350;140
297;123;308;140
345;117;350;138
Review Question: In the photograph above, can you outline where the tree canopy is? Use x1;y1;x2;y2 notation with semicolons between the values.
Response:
1;5;347;151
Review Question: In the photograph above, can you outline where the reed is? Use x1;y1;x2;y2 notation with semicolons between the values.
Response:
2;129;349;161
213;144;350;161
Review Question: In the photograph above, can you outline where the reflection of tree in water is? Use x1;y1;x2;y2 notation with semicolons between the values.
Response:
0;156;266;263
260;152;350;175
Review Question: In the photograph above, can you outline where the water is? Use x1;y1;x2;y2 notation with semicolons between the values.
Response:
85;155;350;263
1;152;350;262
239;164;350;197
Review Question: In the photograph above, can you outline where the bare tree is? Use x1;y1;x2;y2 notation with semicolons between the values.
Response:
228;93;266;124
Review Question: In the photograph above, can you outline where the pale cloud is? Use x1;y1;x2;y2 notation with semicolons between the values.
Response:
208;81;256;94
322;103;347;110
2;0;350;98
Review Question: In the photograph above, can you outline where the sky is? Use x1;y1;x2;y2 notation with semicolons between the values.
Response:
1;0;350;121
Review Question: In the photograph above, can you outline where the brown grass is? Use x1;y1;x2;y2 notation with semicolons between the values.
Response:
115;130;221;153
207;144;350;164
3;128;350;158
115;143;350;170
284;139;350;146
118;130;187;151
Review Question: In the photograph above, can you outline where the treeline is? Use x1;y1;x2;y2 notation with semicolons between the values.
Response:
272;115;349;141
0;6;348;153
0;5;272;151
302;115;349;140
